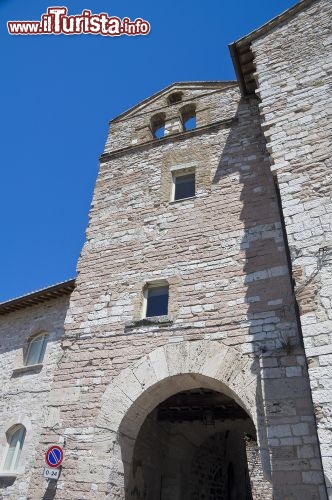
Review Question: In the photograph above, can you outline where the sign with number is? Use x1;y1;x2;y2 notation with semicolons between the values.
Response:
45;445;64;468
43;467;60;479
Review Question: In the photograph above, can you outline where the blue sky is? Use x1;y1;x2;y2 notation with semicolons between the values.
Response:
0;0;296;302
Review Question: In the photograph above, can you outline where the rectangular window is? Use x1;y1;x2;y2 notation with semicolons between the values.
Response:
145;285;169;317
173;172;195;201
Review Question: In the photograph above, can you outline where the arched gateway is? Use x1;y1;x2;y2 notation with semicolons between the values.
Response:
85;340;270;498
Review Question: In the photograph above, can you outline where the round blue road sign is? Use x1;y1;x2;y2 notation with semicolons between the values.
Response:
45;445;64;468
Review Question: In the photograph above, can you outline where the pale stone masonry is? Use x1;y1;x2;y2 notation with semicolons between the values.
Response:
230;0;332;495
28;82;327;497
0;1;331;499
254;4;332;495
245;438;273;499
0;292;71;499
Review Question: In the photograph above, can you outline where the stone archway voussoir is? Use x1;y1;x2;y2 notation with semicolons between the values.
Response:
148;346;169;381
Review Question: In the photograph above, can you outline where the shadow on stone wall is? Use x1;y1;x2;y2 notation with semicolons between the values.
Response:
212;97;322;498
41;480;57;500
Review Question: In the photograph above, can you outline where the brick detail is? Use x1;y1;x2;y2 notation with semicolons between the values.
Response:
245;438;273;500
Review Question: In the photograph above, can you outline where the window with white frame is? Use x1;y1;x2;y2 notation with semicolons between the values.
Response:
24;333;47;366
143;283;169;318
2;425;26;472
172;171;195;201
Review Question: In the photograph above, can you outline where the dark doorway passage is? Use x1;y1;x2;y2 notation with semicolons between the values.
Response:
127;389;254;499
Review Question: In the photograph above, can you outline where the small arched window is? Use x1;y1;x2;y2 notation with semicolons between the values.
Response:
150;112;166;139
180;104;196;131
24;333;47;366
2;425;26;472
167;92;183;105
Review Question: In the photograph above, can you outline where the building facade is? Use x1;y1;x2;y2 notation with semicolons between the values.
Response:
0;1;331;499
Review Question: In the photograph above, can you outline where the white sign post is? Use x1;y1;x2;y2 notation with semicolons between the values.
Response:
43;444;64;480
43;467;60;480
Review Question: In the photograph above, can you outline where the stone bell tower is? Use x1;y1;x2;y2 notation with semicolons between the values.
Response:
27;81;326;499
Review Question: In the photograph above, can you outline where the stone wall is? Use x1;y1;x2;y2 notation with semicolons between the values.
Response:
104;83;239;152
25;83;326;499
0;295;70;499
252;0;332;495
245;437;273;499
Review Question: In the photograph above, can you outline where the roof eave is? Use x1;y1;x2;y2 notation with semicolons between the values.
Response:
0;279;75;316
234;0;314;48
228;43;248;97
229;0;315;96
110;81;238;123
